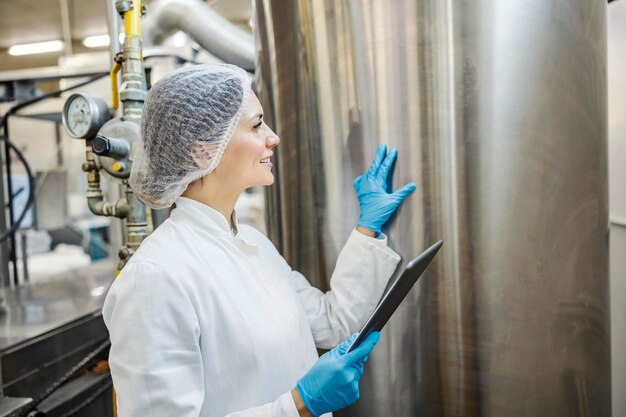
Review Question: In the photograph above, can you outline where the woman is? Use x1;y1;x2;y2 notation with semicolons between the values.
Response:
103;64;416;417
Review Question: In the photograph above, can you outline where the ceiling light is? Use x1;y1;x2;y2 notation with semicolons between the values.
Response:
83;34;110;48
8;40;64;56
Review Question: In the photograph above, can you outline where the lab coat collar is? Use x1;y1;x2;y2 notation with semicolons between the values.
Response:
174;197;239;237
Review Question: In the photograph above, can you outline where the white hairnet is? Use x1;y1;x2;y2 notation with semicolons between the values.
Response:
129;64;252;209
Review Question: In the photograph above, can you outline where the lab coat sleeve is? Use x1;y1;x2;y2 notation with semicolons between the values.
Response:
103;260;301;417
225;392;299;417
288;229;401;349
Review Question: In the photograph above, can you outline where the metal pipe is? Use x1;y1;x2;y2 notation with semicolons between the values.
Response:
117;0;147;119
83;143;129;219
150;208;171;230
110;61;122;111
123;0;142;39
107;0;123;120
116;0;149;261
610;217;626;228
59;0;73;55
92;135;131;159
20;230;28;282
124;190;148;254
106;0;122;58
142;0;255;71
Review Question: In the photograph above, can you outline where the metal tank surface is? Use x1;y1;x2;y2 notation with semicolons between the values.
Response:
254;1;610;416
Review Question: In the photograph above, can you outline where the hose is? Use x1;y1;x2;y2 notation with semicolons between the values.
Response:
0;72;109;246
0;140;35;244
0;72;109;126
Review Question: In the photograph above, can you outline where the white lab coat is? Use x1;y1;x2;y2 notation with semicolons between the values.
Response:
103;197;401;417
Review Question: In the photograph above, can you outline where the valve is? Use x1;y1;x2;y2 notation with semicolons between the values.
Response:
92;135;131;159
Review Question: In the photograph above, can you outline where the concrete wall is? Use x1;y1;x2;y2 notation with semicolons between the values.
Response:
608;2;626;416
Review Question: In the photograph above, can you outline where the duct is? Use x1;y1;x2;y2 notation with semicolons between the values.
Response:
255;0;610;416
143;0;255;71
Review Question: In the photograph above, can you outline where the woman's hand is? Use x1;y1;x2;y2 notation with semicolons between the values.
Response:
353;144;416;236
294;332;380;417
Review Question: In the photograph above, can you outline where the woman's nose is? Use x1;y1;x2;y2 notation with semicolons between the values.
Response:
266;129;280;147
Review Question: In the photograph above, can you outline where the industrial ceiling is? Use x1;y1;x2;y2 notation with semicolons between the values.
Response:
0;0;252;72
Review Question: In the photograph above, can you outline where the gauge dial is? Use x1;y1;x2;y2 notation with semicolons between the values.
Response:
62;93;110;139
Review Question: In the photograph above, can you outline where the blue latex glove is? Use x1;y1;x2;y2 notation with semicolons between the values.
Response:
296;332;380;417
354;144;416;235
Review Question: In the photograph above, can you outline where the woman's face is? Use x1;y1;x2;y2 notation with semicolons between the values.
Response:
214;90;280;190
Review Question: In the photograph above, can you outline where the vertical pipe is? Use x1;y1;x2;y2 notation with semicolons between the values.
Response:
106;0;123;121
120;0;147;119
55;122;63;166
20;231;28;282
124;0;142;40
3;118;18;285
104;0;126;257
0;142;10;287
119;0;148;261
106;0;122;59
59;0;73;55
124;190;148;254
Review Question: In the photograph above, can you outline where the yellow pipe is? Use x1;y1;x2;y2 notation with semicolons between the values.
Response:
113;388;118;417
110;62;122;110
124;0;142;40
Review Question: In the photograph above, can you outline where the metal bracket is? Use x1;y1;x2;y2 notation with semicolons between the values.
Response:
113;52;125;65
115;0;132;15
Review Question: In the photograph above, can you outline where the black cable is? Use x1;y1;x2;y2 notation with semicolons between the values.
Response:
3;116;18;281
11;187;25;201
18;340;111;417
0;72;109;130
0;72;109;247
0;140;34;245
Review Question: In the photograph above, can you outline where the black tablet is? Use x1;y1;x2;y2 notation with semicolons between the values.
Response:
346;240;443;353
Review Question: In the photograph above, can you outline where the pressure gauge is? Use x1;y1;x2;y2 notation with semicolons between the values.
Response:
62;93;110;139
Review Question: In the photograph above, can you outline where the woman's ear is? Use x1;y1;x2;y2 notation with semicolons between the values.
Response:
191;142;212;169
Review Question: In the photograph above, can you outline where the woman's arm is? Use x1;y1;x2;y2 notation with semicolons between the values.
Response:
287;229;401;349
293;144;412;347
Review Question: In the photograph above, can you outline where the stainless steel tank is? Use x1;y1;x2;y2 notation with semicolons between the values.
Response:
254;1;611;416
